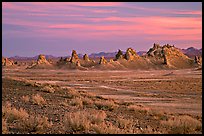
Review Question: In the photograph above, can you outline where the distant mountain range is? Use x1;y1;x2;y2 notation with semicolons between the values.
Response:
181;47;202;58
9;47;202;61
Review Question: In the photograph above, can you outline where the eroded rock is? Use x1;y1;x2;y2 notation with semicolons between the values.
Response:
70;50;79;64
83;54;90;61
37;54;50;64
99;56;107;64
2;57;14;66
124;48;139;61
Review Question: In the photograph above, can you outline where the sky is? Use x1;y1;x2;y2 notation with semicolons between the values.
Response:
2;2;202;57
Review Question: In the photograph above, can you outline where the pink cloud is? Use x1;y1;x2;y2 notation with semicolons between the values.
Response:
67;2;122;7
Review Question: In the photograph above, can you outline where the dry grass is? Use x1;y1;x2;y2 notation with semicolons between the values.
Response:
91;122;121;134
2;102;52;134
70;97;83;108
17;115;52;134
66;88;80;99
31;94;46;105
161;115;202;134
64;110;91;133
82;97;94;107
40;85;55;93
21;95;30;102
60;100;69;107
63;109;119;134
128;104;150;114
94;100;118;111
2;102;29;123
88;110;107;125
2;118;8;134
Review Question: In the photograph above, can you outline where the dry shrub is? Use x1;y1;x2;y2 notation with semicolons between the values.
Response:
21;95;30;102
66;88;80;99
70;97;83;108
24;80;41;87
31;94;46;105
161;115;202;134
63;109;108;133
17;115;52;134
91;122;121;134
81;91;96;98
82;97;94;107
128;104;150;114
63;109;138;134
60;100;69;107
94;100;118;111
2;102;29;123
2;102;52;134
40;85;55;93
64;111;91;133
117;117;135;131
89;110;107;125
2;118;8;134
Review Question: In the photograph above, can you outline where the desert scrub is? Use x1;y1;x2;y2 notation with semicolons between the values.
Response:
60;100;69;107
161;115;202;134
116;117;136;131
65;88;80;99
17;115;52;134
21;95;30;102
24;80;41;87
2;102;29;123
82;97;94;107
2;118;8;134
70;97;83;108
63;109;110;133
64;111;91;133
39;85;55;93
128;104;150;114
88;110;107;125
94;100;118;111
2;102;52;134
91;122;121;134
79;91;96;99
31;94;46;105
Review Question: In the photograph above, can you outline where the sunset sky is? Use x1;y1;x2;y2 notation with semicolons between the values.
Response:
2;2;202;57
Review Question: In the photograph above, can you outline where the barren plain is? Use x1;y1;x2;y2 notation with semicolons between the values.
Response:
2;67;202;134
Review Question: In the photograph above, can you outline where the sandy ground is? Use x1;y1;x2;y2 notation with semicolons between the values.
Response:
2;68;202;116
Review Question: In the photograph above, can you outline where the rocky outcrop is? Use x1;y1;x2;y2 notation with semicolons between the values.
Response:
83;54;90;61
2;57;14;66
194;56;202;65
70;50;80;65
76;60;81;66
124;48;139;61
163;54;168;65
37;54;50;64
147;43;163;58
27;54;53;69
99;56;107;64
115;49;124;60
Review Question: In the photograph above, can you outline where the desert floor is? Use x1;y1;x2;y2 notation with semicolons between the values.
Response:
2;68;202;134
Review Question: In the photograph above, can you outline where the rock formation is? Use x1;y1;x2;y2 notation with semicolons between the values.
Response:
194;56;202;65
37;54;50;64
124;48;139;61
163;54;168;65
115;49;124;60
76;60;81;66
99;56;107;64
2;57;14;66
109;59;114;63
83;54;90;61
70;50;79;64
147;43;163;58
